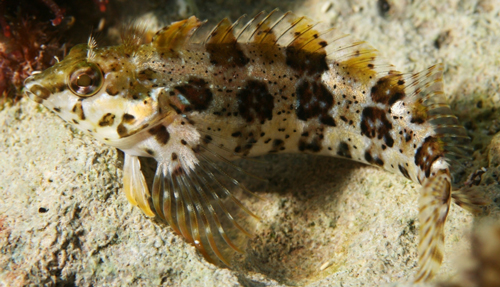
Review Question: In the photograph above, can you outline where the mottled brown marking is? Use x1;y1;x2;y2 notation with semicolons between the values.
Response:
137;68;157;83
105;85;120;96
364;150;384;166
117;124;128;137
336;142;352;158
398;164;411;180
360;107;394;147
30;84;51;100
237;80;274;123
296;79;336;126
148;125;170;145
415;137;444;177
269;139;285;153
172;166;185;177
145;148;155;156
171;153;178;160
411;98;427;124
339;48;378;84
298;137;322;153
72;101;86;120
98;113;115;127
122;113;135;124
206;43;249;67
203;135;212;144
51;82;66;93
370;73;405;106
286;46;328;75
174;78;213;111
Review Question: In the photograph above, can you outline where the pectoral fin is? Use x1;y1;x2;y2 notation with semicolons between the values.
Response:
123;154;155;217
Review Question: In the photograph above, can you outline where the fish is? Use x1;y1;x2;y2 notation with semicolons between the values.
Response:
24;10;481;282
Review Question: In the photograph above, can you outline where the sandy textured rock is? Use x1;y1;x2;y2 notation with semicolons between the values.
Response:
1;0;500;286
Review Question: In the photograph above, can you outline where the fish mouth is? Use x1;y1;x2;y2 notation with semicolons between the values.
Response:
24;75;52;103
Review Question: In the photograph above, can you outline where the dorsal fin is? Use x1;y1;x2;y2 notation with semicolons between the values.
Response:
149;11;400;83
204;18;237;44
203;16;250;67
152;16;202;54
286;17;324;52
247;9;280;44
405;64;471;159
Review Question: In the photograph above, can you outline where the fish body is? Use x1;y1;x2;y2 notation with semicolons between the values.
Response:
25;11;474;281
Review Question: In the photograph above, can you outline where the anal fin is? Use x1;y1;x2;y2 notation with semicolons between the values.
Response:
415;169;452;282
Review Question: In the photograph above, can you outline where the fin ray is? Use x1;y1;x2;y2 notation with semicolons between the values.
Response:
190;169;246;253
195;164;254;238
151;150;259;265
152;16;202;54
123;154;155;217
415;170;451;282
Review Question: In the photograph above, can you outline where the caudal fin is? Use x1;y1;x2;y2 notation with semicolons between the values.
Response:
415;169;452;282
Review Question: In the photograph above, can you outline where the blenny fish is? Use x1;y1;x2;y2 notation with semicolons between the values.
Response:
24;10;477;282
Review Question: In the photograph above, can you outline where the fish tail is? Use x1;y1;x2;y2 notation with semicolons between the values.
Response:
415;168;451;282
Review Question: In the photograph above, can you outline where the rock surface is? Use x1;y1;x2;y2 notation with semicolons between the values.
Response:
1;0;500;286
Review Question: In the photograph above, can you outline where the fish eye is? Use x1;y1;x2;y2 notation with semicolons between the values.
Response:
68;62;103;97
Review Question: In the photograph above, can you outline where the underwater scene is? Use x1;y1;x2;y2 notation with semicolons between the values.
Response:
1;0;500;286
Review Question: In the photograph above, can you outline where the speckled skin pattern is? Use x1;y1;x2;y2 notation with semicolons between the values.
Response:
24;11;472;282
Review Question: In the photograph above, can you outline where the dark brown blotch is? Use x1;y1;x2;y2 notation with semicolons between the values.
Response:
122;113;135;124
172;166;185;177
98;113;115;127
364;150;384;167
285;46;328;75
72;101;86;120
398;164;411;180
360;107;394;148
105;85;120;96
29;84;51;101
174;77;213;111
415;136;444;178
148;125;170;145
52;82;66;93
206;43;249;67
117;124;128;137
269;139;285;153
203;135;212;144
370;73;406;106
296;79;336;126
237;80;274;123
298;136;322;153
137;68;157;83
410;98;427;124
336;142;352;159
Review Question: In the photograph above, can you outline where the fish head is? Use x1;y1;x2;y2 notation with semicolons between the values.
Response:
24;43;173;146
